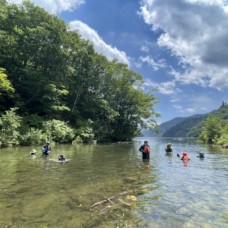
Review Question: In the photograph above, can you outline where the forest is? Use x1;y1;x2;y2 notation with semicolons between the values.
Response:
0;0;158;147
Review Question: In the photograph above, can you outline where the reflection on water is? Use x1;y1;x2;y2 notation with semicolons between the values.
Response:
0;137;227;227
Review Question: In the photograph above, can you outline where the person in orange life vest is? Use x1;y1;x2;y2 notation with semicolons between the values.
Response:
139;141;151;159
181;152;190;161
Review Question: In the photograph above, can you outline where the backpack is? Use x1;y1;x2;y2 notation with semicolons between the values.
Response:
144;145;150;154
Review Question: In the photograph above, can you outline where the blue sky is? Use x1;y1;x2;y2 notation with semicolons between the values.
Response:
10;0;228;123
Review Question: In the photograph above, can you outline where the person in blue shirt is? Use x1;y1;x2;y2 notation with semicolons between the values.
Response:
42;142;51;156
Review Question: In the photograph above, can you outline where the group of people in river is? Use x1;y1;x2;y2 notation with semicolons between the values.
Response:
29;142;66;161
139;141;204;162
30;140;204;163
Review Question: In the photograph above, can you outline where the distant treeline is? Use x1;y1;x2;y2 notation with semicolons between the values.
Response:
0;0;158;147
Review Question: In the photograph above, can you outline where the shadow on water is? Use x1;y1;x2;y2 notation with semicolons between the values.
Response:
0;137;227;227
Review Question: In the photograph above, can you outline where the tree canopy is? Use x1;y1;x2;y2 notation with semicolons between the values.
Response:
0;0;158;146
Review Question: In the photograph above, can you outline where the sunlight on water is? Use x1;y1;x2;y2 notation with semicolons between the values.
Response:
0;138;227;227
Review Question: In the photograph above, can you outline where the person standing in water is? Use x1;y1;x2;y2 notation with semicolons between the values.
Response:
181;152;190;161
139;141;151;159
180;152;190;167
42;142;51;156
165;143;173;153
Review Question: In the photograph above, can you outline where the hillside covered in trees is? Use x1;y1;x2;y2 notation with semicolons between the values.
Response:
163;114;207;137
141;102;228;146
0;0;158;147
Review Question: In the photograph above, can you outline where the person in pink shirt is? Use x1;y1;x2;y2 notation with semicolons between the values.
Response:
181;152;190;161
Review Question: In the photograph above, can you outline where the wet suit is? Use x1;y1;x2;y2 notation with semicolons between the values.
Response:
58;155;65;161
165;147;173;153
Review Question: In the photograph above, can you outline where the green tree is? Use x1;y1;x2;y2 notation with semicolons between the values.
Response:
0;68;14;93
216;120;228;147
0;0;159;145
198;115;222;144
0;108;21;147
42;119;75;143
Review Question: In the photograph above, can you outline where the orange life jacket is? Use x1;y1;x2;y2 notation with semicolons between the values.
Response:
182;153;190;161
144;146;151;154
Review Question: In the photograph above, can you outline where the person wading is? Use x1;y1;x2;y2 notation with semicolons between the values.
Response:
139;141;151;159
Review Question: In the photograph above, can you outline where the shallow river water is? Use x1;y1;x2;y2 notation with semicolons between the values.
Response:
0;137;227;228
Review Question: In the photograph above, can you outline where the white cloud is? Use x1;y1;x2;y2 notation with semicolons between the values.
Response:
139;55;166;71
187;94;216;112
172;93;217;114
185;108;196;113
69;20;130;66
144;79;179;95
8;0;85;13
173;104;196;113
139;0;228;90
140;45;149;53
173;104;183;111
171;98;180;103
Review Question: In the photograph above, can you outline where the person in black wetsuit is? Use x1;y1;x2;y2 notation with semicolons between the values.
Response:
58;155;65;161
139;141;151;159
197;152;205;159
165;143;173;153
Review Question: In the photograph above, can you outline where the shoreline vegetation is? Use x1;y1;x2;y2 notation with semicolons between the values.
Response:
0;1;159;148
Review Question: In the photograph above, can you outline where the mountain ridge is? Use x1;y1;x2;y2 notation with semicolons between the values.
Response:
141;102;228;137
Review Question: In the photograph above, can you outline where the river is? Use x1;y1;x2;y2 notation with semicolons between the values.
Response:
0;137;227;227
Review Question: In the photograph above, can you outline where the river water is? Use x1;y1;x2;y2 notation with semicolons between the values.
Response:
0;137;227;227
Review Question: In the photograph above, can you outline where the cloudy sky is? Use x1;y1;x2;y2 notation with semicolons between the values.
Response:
10;0;228;123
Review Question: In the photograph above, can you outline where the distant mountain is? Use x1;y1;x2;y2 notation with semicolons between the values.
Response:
159;117;186;134
188;102;228;137
140;128;156;137
140;102;228;137
140;117;186;137
162;114;207;137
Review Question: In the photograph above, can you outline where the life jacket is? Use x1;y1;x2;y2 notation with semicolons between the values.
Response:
144;145;150;154
182;152;190;161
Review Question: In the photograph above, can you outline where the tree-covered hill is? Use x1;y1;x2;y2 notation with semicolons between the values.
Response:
141;102;228;138
159;117;186;134
0;0;158;146
211;101;228;119
189;102;228;137
162;102;228;138
162;114;207;137
140;117;186;136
